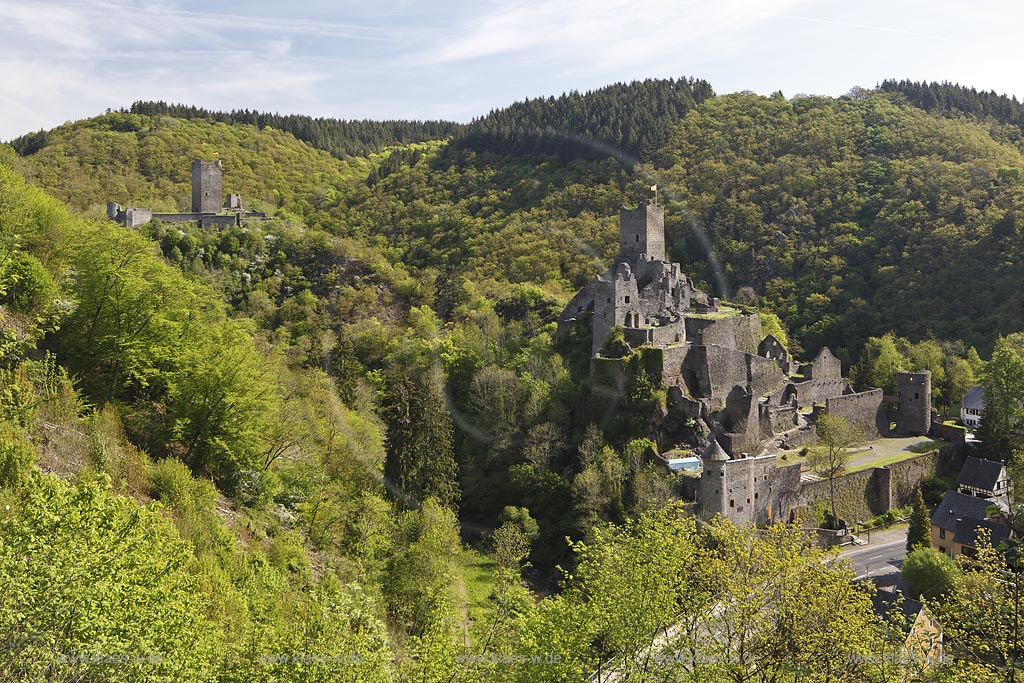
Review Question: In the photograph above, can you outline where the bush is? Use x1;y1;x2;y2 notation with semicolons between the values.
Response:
0;424;35;489
150;457;215;513
903;547;959;599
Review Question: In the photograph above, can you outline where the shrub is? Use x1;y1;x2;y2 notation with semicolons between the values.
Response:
151;457;215;513
0;424;35;489
903;547;959;599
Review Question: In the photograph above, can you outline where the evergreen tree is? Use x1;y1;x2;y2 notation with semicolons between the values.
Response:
383;364;460;509
907;487;932;552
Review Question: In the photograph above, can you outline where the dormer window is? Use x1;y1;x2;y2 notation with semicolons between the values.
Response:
635;234;640;243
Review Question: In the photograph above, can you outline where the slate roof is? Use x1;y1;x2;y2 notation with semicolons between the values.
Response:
701;438;730;462
870;591;925;637
962;385;985;412
952;518;1011;549
956;457;1006;492
931;490;1000;533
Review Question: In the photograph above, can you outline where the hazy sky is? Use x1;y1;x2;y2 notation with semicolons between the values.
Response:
1;0;1021;140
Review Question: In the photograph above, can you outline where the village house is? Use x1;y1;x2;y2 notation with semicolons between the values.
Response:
871;589;944;676
931;489;1009;558
955;456;1010;500
961;386;984;432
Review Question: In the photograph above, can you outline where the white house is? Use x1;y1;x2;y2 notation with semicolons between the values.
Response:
961;385;984;431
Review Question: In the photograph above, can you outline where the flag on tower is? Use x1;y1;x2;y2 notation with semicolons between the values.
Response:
650;184;657;191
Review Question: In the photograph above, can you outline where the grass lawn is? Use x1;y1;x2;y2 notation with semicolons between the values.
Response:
458;546;497;643
777;437;948;475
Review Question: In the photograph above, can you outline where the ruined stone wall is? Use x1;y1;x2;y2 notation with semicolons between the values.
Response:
799;447;951;523
685;315;763;354
152;212;204;223
800;469;881;522
886;451;943;509
624;323;685;349
804;348;842;382
790;377;850;408
124;208;153;228
657;344;689;387
768;462;803;524
781;425;817;449
825;389;887;439
200;215;238;230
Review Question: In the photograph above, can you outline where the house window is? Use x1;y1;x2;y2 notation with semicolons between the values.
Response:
915;393;920;399
939;528;946;539
635;234;640;243
624;296;630;303
754;493;759;500
747;498;751;504
939;546;946;554
729;499;735;508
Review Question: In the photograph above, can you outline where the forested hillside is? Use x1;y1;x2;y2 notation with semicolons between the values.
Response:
6;77;1024;680
454;76;714;160
9;102;461;160
881;79;1024;132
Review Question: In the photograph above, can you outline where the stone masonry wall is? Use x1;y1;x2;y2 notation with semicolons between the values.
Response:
825;389;887;439
684;315;763;354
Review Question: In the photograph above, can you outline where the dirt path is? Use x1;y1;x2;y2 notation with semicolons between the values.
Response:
454;570;471;647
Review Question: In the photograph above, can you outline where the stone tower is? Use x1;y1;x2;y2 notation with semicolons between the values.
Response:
191;159;223;213
895;371;931;436
699;438;730;519
618;204;665;264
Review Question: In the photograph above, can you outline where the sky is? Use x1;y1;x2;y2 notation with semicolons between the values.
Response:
1;0;1022;141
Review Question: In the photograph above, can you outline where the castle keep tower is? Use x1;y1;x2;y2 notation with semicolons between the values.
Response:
191;159;223;213
895;370;931;436
618;204;665;263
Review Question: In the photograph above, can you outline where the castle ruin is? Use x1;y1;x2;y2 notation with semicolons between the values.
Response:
107;159;267;229
559;204;937;525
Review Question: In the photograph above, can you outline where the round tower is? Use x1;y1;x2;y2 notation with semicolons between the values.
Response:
699;438;730;520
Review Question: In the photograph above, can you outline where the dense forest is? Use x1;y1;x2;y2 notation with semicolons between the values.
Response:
4;77;1024;681
881;79;1024;131
9;102;462;160
453;76;715;161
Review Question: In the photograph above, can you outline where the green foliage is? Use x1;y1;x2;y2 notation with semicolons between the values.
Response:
382;363;459;509
978;336;1024;455
167;319;276;488
851;333;906;393
759;310;790;350
0;473;216;682
810;413;857;526
384;499;461;636
902;546;958;599
124;100;459;159
498;505;540;542
0;423;34;488
907;488;932;552
455;76;714;160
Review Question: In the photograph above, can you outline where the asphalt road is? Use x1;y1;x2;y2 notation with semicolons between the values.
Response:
838;526;909;583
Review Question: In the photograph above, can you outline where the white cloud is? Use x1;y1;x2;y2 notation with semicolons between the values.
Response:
425;0;814;68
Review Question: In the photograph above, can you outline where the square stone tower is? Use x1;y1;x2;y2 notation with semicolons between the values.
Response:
191;159;223;213
895;371;931;436
618;204;665;263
